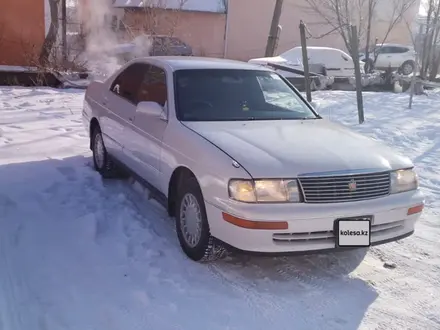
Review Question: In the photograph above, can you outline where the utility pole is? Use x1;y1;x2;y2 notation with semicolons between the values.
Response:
61;0;67;64
299;20;312;102
350;25;364;124
265;0;284;57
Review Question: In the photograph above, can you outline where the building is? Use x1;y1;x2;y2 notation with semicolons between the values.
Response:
78;0;227;58
0;0;420;67
0;0;47;66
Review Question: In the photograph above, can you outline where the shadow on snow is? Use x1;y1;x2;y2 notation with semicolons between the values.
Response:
0;155;378;330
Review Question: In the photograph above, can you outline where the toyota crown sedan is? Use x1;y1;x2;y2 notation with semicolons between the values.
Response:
82;56;424;262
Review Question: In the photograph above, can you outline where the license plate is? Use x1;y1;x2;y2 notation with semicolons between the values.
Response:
334;216;372;248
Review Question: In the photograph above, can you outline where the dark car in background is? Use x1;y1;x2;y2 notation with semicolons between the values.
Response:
109;34;193;62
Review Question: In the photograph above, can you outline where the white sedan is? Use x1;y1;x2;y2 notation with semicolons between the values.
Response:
82;56;424;262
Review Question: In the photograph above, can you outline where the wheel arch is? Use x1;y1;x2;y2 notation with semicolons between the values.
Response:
167;166;200;217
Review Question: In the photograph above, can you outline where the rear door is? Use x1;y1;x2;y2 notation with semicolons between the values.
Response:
104;63;145;164
338;50;356;77
375;46;392;68
315;49;345;77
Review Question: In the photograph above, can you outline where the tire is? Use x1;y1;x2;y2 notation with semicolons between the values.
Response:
175;176;226;262
91;126;119;178
400;61;415;75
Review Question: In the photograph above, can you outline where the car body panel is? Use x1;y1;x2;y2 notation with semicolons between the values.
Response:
184;119;413;178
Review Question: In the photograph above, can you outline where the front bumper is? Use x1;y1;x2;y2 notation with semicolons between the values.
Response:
206;189;424;253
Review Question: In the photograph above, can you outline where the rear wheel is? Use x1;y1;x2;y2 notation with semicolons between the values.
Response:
400;61;415;75
175;175;226;262
91;126;119;178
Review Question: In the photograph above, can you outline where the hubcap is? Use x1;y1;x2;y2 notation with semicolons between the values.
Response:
179;193;203;248
94;133;105;169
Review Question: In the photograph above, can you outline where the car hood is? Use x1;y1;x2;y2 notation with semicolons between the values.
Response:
184;120;413;178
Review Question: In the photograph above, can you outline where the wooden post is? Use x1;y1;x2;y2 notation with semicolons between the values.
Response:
61;0;67;63
351;25;364;124
299;20;312;102
265;0;284;57
409;24;424;109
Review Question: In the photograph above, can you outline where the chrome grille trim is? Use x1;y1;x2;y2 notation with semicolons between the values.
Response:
298;171;391;204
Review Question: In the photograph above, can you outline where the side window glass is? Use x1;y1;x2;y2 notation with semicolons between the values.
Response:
137;65;168;107
110;63;146;104
257;74;306;113
376;47;387;54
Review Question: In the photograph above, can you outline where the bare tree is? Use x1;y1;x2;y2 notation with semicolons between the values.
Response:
363;0;377;71
40;0;61;65
304;0;416;59
417;0;440;79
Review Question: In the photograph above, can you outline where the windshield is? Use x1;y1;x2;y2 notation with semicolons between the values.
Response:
174;69;319;122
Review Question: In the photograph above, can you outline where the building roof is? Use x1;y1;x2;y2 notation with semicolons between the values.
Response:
113;0;227;13
130;56;271;71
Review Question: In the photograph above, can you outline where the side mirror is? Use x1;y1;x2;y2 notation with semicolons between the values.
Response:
137;101;167;120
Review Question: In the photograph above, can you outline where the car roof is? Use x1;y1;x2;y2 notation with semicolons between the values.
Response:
375;43;412;48
292;46;344;51
129;56;273;71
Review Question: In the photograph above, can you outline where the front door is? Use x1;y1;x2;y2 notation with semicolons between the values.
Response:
122;64;169;188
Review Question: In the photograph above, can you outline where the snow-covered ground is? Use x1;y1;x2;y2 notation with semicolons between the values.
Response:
0;87;439;330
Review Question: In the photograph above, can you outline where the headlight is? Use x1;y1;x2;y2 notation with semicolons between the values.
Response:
390;169;418;194
228;179;301;203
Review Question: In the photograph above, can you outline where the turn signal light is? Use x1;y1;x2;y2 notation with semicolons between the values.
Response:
222;212;288;230
407;203;424;215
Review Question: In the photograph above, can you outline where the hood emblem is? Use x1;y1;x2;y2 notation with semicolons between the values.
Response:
348;179;357;192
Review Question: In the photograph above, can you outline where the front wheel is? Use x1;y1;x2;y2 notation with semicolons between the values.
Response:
175;176;226;262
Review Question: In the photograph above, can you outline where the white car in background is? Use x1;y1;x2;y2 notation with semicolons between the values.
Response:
360;43;416;75
83;56;424;262
249;46;364;78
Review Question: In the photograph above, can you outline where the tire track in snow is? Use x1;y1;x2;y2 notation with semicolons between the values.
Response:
208;263;288;326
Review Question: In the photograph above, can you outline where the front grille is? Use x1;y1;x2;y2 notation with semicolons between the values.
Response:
298;171;391;203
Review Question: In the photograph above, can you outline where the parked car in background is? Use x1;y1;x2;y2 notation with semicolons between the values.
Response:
249;46;364;78
110;34;193;62
83;56;424;262
360;43;416;75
